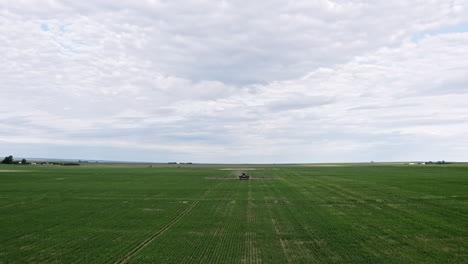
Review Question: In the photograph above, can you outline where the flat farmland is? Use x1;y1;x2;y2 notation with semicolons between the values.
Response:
0;165;466;263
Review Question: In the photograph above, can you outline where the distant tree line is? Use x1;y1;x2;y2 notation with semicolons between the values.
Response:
426;160;450;165
1;155;13;164
1;155;27;164
1;155;79;166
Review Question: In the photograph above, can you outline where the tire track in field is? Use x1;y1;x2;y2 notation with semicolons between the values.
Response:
263;191;293;264
113;183;221;264
0;195;46;209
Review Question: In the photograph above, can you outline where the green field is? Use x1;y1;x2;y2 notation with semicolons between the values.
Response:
1;165;467;263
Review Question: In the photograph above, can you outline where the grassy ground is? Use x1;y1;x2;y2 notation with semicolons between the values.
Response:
0;165;466;263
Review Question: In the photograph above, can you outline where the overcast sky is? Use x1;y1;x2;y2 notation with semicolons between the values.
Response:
1;0;468;163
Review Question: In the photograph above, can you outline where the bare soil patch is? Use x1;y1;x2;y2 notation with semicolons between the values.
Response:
303;165;345;167
219;168;257;170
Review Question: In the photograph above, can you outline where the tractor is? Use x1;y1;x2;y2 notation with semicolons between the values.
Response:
239;173;250;180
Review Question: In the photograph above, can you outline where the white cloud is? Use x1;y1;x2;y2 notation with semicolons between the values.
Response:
0;0;468;162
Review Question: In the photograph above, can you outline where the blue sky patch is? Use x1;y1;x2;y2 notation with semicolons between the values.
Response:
40;24;49;31
412;22;468;42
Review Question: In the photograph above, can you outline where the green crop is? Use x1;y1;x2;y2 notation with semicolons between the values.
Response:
0;165;466;263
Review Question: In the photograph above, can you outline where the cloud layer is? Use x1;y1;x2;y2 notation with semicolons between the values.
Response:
1;0;468;162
